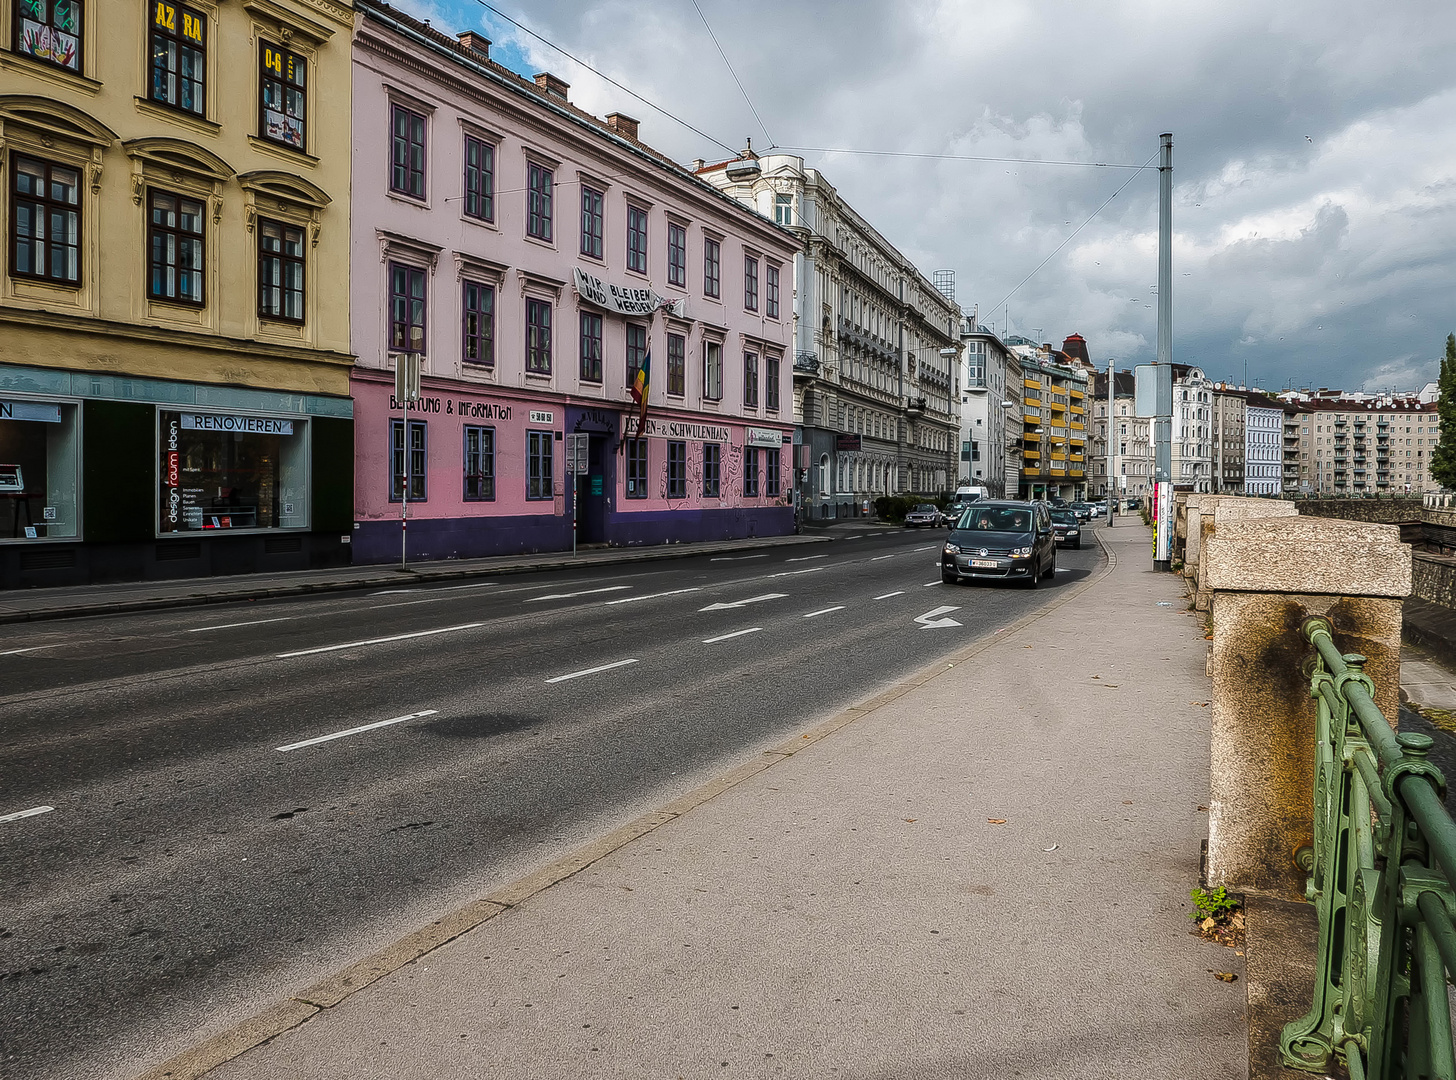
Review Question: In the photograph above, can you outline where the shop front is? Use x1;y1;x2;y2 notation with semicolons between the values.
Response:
0;365;353;587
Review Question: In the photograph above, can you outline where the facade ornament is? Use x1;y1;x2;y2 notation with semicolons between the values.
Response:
209;193;223;224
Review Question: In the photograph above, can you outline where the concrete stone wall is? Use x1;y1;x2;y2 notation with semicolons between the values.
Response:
1413;553;1456;609
1293;497;1441;527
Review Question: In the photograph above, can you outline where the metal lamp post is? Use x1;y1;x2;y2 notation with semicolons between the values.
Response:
391;337;422;571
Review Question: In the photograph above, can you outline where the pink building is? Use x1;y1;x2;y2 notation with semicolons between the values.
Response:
350;3;799;562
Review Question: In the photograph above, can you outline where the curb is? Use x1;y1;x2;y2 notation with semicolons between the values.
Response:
134;528;1122;1080
0;534;831;627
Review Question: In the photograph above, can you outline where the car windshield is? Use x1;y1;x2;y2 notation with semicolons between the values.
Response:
959;507;1033;533
1051;510;1078;525
912;504;937;513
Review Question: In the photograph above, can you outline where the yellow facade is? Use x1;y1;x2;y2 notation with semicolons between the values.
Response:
0;0;355;394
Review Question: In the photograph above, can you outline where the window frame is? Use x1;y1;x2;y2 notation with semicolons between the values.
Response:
666;440;686;499
259;40;307;153
743;350;759;409
703;442;721;498
147;187;206;306
626;203;648;274
703;235;720;298
766;263;780;319
743;446;760;497
462;279;494;367
525;296;552;375
580;185;603;259
389;104;427;200
526;429;554;500
744;253;759;312
765;447;781;497
625;322;647;389
463;134;494;222
766;353;781;413
667;220;686;287
388;261;427;353
463;424;495;501
257;216;305;323
625;437;649;499
703;339;723;401
390;418;428;502
12;0;82;73
666;331;685;397
149;2;207;118
9;153;81;287
526;161;554;242
579;309;603;382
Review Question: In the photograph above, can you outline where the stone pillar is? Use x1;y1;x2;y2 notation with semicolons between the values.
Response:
1203;516;1410;901
1192;498;1298;611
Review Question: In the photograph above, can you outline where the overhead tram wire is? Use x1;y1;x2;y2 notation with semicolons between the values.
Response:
470;0;739;157
690;0;772;148
775;146;1150;170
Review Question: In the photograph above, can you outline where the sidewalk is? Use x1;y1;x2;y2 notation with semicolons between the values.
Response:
145;521;1246;1080
0;531;837;626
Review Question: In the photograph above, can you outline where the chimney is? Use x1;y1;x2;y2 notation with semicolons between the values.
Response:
692;158;706;171
533;72;570;101
606;112;639;140
457;31;490;58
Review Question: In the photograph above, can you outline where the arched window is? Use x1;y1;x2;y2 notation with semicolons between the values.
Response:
819;453;831;494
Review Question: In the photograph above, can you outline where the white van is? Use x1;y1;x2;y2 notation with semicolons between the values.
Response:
954;485;989;503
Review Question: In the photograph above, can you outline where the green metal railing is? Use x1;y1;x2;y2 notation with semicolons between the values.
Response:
1283;617;1456;1078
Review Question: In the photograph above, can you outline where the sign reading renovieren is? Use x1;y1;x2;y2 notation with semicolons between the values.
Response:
180;414;295;436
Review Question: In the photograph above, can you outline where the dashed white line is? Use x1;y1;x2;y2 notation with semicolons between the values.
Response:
605;587;701;605
871;554;896;561
545;658;639;683
923;581;942;587
703;628;763;644
188;617;294;633
873;591;904;600
0;644;64;655
785;554;828;563
710;554;769;561
277;623;485;658
803;606;845;618
525;586;632;602
770;566;825;578
276;710;438;752
0;805;54;824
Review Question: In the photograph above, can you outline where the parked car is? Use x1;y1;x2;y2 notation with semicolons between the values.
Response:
941;500;1057;587
1050;508;1083;549
904;503;943;528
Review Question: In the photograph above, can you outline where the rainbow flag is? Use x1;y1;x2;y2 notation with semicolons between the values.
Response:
630;350;650;436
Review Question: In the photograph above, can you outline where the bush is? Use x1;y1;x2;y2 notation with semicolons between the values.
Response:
875;494;946;524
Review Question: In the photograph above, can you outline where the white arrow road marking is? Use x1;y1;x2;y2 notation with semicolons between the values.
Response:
915;605;962;630
1;805;54;824
546;658;638;683
525;586;632;602
277;710;438;752
873;591;904;600
770;567;824;578
785;554;828;563
277;623;484;658
699;593;787;612
803;606;845;618
604;588;700;605
710;554;769;561
189;617;294;633
703;628;762;644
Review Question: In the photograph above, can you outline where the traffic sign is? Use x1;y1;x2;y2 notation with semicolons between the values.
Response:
566;433;590;475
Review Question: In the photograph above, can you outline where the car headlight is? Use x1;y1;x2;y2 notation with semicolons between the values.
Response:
1012;546;1032;556
1068;528;1080;536
943;543;960;555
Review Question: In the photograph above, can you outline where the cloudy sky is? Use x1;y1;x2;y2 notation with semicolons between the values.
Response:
392;0;1456;393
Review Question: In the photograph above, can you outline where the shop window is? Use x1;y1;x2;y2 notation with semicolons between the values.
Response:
666;440;686;498
148;190;205;305
526;429;553;500
258;218;305;322
527;161;553;241
390;105;426;198
625;323;647;388
580;186;603;259
463;425;493;500
10;155;80;286
743;446;759;497
766;447;781;496
625;437;648;499
462;280;494;366
704;340;722;401
389;262;426;351
766;353;780;412
703;236;720;298
160;410;307;532
666;332;685;397
463;135;493;222
667;221;686;287
743;351;758;409
14;0;81;72
579;310;602;382
389;418;426;501
0;398;79;540
260;42;306;151
526;297;551;375
627;204;647;274
150;2;206;116
703;442;720;498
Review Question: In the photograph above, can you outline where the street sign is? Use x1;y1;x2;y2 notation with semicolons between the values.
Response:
394;352;421;403
1134;363;1172;418
565;433;590;475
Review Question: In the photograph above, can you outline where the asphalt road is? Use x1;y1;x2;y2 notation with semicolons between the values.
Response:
0;524;1105;1080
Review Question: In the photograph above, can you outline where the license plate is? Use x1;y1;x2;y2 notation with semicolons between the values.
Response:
970;559;999;569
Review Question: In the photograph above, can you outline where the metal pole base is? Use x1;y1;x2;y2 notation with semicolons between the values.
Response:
1154;559;1171;572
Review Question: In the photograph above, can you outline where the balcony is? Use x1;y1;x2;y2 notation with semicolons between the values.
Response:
793;352;820;375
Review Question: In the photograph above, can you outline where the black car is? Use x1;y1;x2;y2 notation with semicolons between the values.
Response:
1050;508;1083;548
941;500;1057;587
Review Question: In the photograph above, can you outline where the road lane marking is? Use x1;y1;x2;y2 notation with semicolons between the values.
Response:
189;617;294;633
803;606;845;618
545;658;639;684
873;591;904;600
605;588;700;605
710;554;769;561
276;710;438;752
370;589;415;596
785;554;828;563
870;554;896;561
525;586;632;603
923;581;941;587
277;623;485;658
0;644;64;655
699;593;787;612
915;605;963;629
1;805;54;824
914;546;937;553
703;628;762;644
840;536;862;540
769;566;824;578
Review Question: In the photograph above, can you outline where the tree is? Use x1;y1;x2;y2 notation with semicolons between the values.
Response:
1431;334;1456;490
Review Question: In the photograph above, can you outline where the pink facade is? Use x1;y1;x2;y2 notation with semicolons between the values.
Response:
351;4;798;561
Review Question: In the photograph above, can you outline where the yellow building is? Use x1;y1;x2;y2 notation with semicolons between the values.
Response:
1017;345;1088;501
0;0;353;585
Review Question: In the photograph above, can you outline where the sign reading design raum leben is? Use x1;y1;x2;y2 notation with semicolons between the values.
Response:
180;414;294;435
